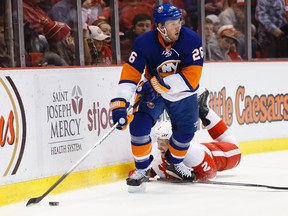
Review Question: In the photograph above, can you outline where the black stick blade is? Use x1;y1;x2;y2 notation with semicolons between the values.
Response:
26;196;43;206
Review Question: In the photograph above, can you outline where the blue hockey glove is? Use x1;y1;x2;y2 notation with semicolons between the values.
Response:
109;98;134;130
136;76;170;102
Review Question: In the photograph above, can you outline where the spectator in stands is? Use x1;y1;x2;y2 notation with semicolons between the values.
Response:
185;0;225;31
24;21;48;53
23;0;51;34
255;0;288;58
219;0;245;34
126;14;152;39
92;18;112;44
83;25;111;65
41;19;76;65
228;39;242;61
205;0;226;16
120;13;153;61
206;24;242;61
24;25;48;67
92;18;112;63
118;1;154;33
38;0;54;13
82;0;106;26
205;18;218;60
204;18;217;60
82;0;93;26
48;0;77;31
218;0;245;58
97;0;154;32
206;14;221;34
22;0;51;66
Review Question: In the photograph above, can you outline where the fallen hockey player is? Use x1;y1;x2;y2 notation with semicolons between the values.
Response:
128;89;241;191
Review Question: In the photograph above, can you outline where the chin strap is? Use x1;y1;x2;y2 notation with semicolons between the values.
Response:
157;26;173;42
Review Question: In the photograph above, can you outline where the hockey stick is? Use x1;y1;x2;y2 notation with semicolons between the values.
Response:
26;96;144;206
155;178;288;190
197;180;288;190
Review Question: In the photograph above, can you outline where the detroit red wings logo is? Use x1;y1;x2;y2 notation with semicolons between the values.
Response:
71;85;83;114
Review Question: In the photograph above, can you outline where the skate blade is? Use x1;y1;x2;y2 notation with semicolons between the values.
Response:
127;182;147;193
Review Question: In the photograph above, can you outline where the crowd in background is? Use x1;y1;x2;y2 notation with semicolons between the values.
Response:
1;0;288;68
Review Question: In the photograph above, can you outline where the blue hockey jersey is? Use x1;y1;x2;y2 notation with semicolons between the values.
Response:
118;26;204;102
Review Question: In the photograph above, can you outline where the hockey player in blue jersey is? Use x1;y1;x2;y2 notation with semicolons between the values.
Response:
110;2;204;190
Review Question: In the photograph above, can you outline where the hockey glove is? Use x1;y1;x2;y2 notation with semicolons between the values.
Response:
136;76;170;102
109;98;134;130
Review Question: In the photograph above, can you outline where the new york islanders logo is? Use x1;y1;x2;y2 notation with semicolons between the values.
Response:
157;60;180;78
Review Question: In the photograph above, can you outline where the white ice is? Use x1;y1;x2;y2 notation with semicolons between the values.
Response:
1;151;288;216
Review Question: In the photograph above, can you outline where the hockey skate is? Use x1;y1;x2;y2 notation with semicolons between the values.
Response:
126;167;151;193
165;160;196;181
198;88;210;126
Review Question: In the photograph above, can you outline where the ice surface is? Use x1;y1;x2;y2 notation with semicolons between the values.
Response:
1;151;288;216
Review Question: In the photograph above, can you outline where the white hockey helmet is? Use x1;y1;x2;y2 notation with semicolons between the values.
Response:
154;121;172;140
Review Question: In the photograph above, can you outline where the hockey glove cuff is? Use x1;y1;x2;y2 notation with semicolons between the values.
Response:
136;76;170;102
109;98;133;130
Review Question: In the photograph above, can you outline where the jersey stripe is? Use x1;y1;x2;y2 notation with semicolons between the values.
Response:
168;146;188;158
208;120;228;140
181;65;202;89
211;149;241;157
120;63;142;84
132;142;152;158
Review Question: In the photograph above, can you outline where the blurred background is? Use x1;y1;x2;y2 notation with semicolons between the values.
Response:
0;0;286;67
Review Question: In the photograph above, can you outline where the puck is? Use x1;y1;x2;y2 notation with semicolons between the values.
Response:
49;201;59;206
